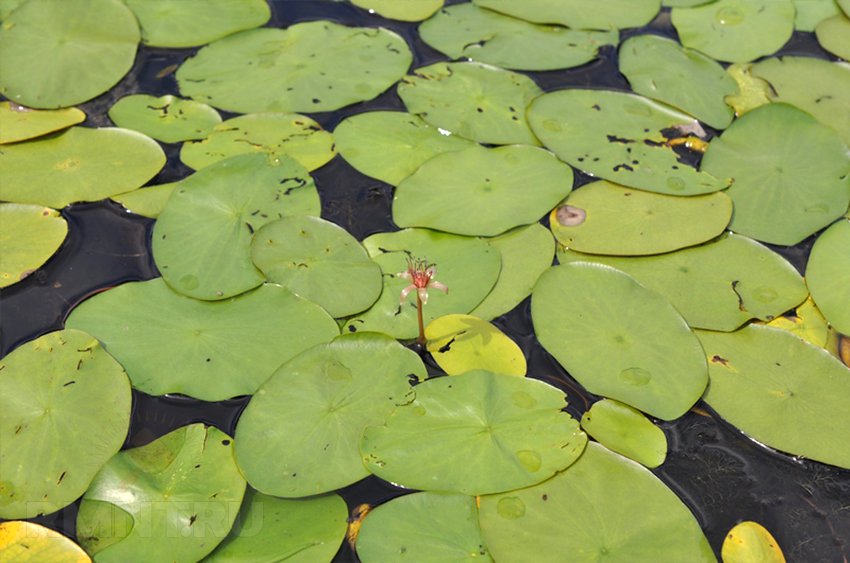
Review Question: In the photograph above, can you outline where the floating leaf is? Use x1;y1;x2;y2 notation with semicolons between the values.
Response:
393;145;573;236
153;153;320;301
473;0;661;30
664;0;718;5
180;113;336;172
0;102;85;144
549;180;732;256
0;521;90;563
816;14;850;63
351;0;444;21
697;325;850;468
532;263;708;420
794;0;842;31
65;279;338;400
0;330;130;519
722;521;786;563
0;0;139;108
124;0;270;48
398;61;542;146
356;492;493;563
580;399;667;468
0;127;165;208
724;63;772;117
425;314;526;376
0;0;25;19
333;111;474;186
251;215;383;318
420;3;617;71
806;219;850;335
701;103;850;245
77;424;246;562
107;94;221;144
361;370;587;495
671;0;795;63
177;21;412;113
0;204;67;288
528;89;728;195
111;183;176;218
236;333;424;497
765;297;840;354
478;442;715;563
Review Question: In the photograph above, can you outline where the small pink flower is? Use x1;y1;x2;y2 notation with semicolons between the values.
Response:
397;256;448;305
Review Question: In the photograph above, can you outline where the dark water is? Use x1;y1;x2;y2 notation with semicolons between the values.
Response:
1;1;849;562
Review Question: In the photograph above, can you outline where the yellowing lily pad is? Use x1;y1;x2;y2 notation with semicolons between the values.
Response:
0;204;67;288
816;13;850;60
107;94;221;144
580;399;667;468
0;102;85;144
765;297;839;354
425;314;526;376
473;0;661;30
351;0;444;21
724;63;772;117
0;521;90;563
722;521;786;563
806;219;850;335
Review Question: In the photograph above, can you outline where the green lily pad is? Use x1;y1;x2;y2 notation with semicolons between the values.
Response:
532;263;708;420
470;224;555;321
0;0;139;108
528;89;729;195
0;521;91;563
696;325;850;468
701;103;850;245
472;0;661;30
356;492;493;563
558;233;808;331
0;0;25;19
580;399;667;468
664;0;717;5
251;215;383;318
333;111;474;186
0;204;67;288
107;95;221;144
794;0;842;31
205;490;348;562
806;219;850;335
425;314;526;376
0;102;85;144
77;424;246;562
351;0;444;21
361;370;587;495
722;521;786;563
398;61;543;146
153;153;320;301
236;333;424;497
842;0;850;16
671;0;795;63
177;21;412;114
111;183;176;218
180;113;336;172
420;4;617;71
343;229;501;339
549;180;732;256
0;126;165;208
0;329;131;519
124;0;270;48
478;442;715;563
816;14;850;62
619;34;737;129
393;145;573;236
724;63;772;117
65;279;339;400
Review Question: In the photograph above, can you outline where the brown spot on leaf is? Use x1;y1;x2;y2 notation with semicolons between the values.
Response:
556;205;587;227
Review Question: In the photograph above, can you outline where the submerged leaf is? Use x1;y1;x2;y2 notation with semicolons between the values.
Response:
580;399;667;468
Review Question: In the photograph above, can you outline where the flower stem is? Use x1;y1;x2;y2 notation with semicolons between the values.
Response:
416;293;426;347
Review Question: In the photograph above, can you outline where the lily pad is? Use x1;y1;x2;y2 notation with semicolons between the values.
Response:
619;34;737;129
0;102;85;144
0;204;67;288
0;126;165;208
351;0;444;21
0;329;131;519
794;0;842;31
806;219;850;335
816;14;850;63
425;314;526;376
361;370;587;495
722;521;786;563
724;63;772;117
111;183;176;218
470;224;555;320
398;61;543;146
356;492;493;563
697;325;850;468
557;233;808;331
528;89;729;195
671;0;795;63
580;399;667;468
478;442;715;563
393;144;573;236
701;103;850;245
205;490;348;562
0;521;90;563
0;0;25;19
532;263;708;420
549;180;732;256
251;215;383;318
153;153;320;301
107;95;221;144
180;113;336;172
235;333;424;497
177;21;412;113
124;0;270;48
765;296;839;354
343;229;501;339
473;0;661;30
65;279;339;400
420;3;617;71
77;424;246;562
333;111;474;186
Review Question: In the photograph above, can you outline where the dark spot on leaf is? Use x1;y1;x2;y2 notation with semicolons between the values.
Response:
221;439;231;446
613;163;634;172
438;337;456;353
57;471;66;484
711;355;730;367
64;380;76;386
